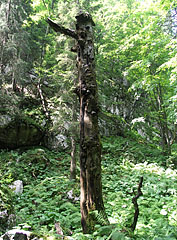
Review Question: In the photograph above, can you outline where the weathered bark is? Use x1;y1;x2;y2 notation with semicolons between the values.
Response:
75;12;107;233
47;12;107;233
47;18;78;39
131;177;143;231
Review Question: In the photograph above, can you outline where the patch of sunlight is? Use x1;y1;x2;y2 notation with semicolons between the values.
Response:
46;236;55;240
31;0;42;8
108;216;117;224
160;209;168;216
169;210;177;225
131;117;145;124
137;0;158;10
165;168;177;178
133;162;165;175
2;83;12;89
30;11;48;21
108;201;116;206
109;211;123;224
22;20;28;27
136;222;151;230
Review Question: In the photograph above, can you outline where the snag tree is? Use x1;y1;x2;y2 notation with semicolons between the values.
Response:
47;11;107;233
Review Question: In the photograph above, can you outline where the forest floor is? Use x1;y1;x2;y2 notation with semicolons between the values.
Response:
0;136;177;239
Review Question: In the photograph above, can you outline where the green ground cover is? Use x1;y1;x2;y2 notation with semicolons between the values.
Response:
0;136;176;239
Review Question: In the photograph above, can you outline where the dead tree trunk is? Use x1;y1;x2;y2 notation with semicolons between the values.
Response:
75;12;107;233
70;94;77;180
47;11;107;233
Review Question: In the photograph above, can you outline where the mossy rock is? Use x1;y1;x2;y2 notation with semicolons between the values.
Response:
0;114;45;149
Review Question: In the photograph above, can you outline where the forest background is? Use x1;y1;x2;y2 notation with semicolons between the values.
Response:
0;0;177;239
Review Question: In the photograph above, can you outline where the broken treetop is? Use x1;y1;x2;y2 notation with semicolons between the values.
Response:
47;12;95;40
75;12;95;26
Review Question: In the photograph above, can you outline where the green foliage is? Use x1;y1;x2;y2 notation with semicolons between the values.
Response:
15;177;80;232
101;136;177;240
90;0;177;149
0;172;14;212
1;135;176;239
0;148;80;235
0;170;15;234
102;135;167;166
0;0;177;239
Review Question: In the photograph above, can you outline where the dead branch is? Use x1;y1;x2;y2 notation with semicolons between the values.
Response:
46;18;78;39
131;176;143;231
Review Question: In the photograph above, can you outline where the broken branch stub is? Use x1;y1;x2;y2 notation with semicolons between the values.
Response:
46;18;78;39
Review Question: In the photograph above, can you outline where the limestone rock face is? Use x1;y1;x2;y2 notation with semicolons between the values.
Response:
0;225;43;240
2;229;31;240
44;133;68;150
0;115;44;149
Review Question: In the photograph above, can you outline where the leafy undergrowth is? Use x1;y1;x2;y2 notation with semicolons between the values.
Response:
101;136;177;240
0;136;176;239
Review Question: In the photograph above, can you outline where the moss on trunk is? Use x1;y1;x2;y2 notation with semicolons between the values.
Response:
76;12;108;233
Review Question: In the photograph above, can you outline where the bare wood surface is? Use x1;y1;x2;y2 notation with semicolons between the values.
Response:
46;18;78;39
131;176;143;231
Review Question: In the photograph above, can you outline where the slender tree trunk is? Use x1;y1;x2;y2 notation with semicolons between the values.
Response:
37;78;50;120
0;0;11;83
149;65;171;155
70;134;77;180
70;94;77;180
157;84;171;154
47;11;108;234
12;71;17;91
6;0;12;25
153;85;171;155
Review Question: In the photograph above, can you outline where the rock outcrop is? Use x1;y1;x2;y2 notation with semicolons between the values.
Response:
0;115;45;149
1;228;32;240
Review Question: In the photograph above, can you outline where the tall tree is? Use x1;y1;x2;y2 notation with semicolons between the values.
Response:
47;11;108;233
90;0;177;150
0;0;32;91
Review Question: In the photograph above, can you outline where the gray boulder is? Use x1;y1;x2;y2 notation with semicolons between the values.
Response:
44;133;68;150
2;229;31;240
1;226;43;240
